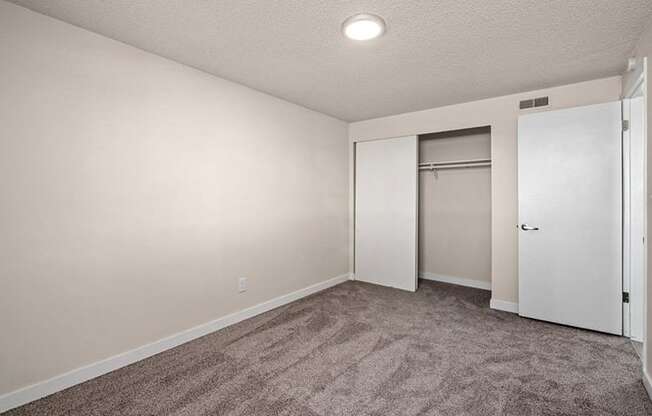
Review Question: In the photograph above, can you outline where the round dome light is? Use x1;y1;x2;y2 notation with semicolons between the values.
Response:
342;14;386;41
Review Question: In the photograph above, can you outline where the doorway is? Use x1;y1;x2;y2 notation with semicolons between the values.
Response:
418;127;492;290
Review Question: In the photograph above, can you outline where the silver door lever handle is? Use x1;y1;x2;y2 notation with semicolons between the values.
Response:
521;224;539;231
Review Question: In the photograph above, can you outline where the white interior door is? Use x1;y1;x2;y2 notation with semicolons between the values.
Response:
518;102;622;335
355;136;418;292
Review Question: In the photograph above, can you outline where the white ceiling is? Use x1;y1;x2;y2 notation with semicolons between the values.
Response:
8;0;652;121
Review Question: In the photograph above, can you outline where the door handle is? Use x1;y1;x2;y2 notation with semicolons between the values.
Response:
520;224;539;231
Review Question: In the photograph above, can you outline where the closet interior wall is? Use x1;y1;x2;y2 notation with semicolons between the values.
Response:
418;127;492;288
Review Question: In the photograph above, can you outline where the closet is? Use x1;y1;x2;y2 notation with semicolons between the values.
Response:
353;128;492;293
418;127;492;290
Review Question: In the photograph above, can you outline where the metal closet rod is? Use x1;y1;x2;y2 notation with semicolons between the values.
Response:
418;158;491;167
418;162;491;171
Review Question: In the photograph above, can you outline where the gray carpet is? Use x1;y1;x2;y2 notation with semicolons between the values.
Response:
5;280;652;415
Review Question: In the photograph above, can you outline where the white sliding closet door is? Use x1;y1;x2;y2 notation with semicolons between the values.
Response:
355;136;418;292
518;102;622;335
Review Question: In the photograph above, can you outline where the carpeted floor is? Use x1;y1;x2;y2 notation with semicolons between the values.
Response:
5;280;652;415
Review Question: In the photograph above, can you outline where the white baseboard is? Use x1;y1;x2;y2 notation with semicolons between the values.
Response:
490;298;519;314
419;272;491;291
643;368;652;401
0;273;351;413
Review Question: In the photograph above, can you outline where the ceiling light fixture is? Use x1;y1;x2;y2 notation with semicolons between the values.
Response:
342;13;386;41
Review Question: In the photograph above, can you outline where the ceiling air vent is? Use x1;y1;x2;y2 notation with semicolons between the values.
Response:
519;96;549;110
534;96;549;107
519;99;534;109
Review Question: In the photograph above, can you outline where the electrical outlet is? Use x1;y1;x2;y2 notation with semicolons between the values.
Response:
238;277;247;293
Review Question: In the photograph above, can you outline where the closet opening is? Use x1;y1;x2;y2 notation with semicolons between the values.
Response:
418;126;492;292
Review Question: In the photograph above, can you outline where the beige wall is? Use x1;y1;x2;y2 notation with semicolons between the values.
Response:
419;129;491;284
0;1;348;396
350;76;622;305
625;16;652;388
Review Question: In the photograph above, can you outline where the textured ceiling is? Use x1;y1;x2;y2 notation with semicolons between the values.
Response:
8;0;652;121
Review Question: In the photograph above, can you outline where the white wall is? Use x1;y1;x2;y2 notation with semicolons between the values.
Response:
350;76;622;307
0;1;348;397
419;129;491;285
624;16;652;395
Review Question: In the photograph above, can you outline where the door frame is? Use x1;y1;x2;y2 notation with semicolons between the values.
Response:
623;80;647;341
623;57;648;350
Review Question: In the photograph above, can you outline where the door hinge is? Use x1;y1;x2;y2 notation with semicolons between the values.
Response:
623;292;630;303
623;120;630;132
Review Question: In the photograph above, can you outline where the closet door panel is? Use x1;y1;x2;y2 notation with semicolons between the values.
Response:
355;136;418;292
